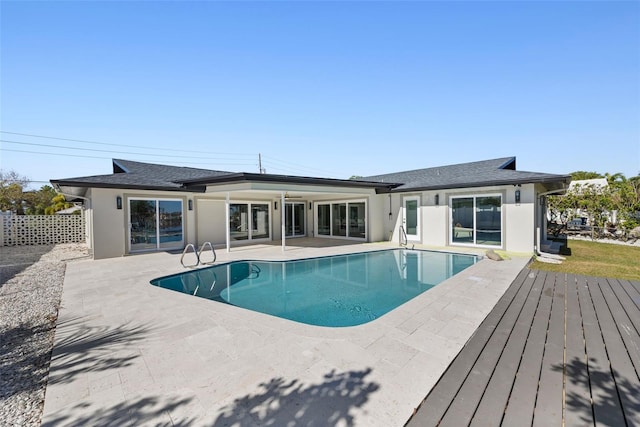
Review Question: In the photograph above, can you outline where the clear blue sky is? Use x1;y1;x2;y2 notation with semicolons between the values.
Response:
1;1;639;189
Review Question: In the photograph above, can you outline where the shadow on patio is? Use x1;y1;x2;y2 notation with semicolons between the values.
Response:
213;367;380;426
47;316;151;386
41;395;196;427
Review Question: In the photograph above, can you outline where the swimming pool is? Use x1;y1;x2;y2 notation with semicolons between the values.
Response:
151;249;477;327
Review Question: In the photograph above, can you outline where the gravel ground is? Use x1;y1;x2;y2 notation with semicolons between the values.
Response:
0;244;89;427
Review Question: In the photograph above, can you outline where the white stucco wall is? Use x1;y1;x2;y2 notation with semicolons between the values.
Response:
90;188;127;259
421;192;448;247
367;194;387;242
503;184;536;253
195;198;227;246
387;184;537;253
86;181;541;259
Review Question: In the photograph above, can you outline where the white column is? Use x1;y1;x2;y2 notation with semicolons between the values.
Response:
225;192;230;253
281;192;286;252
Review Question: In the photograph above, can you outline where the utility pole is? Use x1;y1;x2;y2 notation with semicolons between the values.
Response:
258;153;266;174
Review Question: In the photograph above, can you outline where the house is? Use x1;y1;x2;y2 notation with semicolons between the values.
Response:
51;157;570;259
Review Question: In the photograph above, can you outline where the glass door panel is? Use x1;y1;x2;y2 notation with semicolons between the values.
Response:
158;200;183;249
285;204;294;237
332;203;347;236
251;204;269;239
285;202;306;237
476;196;501;246
230;204;249;240
130;200;157;251
293;203;305;236
451;197;474;244
403;197;419;240
317;204;330;235
348;202;365;238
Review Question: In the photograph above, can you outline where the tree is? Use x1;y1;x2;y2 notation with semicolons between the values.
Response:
23;185;58;215
44;193;73;215
549;172;640;240
0;170;29;213
610;175;640;232
570;171;603;180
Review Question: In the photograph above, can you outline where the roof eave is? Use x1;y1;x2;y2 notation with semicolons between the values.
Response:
50;180;207;193
181;172;402;190
389;175;572;193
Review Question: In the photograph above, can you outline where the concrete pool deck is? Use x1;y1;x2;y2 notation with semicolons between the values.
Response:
41;240;530;426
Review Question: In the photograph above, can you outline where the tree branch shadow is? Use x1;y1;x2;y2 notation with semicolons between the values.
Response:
554;356;640;426
47;317;151;386
41;395;196;427
0;315;152;401
213;367;380;426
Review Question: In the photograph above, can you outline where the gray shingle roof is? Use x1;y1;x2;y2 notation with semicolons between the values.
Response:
363;157;570;192
51;159;234;196
52;156;570;198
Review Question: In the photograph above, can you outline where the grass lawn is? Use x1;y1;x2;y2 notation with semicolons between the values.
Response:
530;238;640;281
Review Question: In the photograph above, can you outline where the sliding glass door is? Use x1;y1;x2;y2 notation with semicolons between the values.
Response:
129;198;184;252
450;194;502;247
230;202;270;241
315;200;366;240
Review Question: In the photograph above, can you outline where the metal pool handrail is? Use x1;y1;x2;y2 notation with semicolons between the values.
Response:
399;225;408;247
180;242;217;268
198;242;217;265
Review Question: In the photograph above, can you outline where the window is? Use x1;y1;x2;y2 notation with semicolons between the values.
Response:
451;195;502;247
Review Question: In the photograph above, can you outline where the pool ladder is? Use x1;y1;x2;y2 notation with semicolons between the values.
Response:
180;242;216;268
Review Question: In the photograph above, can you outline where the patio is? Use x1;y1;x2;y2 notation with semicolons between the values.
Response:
41;240;529;426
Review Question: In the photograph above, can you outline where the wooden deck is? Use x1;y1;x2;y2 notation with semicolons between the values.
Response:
405;269;640;427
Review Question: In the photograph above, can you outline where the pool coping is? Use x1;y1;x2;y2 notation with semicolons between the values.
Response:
41;241;531;426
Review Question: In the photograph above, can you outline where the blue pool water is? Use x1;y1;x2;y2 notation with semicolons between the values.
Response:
151;249;477;327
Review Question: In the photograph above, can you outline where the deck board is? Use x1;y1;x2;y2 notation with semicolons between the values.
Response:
501;271;555;426
592;277;640;425
599;278;640;376
617;278;640;314
469;271;543;427
533;271;565;426
563;274;593;427
567;276;625;426
405;270;640;427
